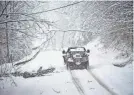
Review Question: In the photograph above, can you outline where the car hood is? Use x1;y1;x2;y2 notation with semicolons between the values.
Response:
70;52;85;58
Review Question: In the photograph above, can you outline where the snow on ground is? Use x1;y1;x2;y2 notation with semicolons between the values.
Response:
86;38;133;95
90;63;133;95
71;70;111;95
0;38;133;95
0;71;80;95
18;51;64;73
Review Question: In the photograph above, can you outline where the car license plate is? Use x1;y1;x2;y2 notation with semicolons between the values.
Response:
76;55;81;57
75;58;80;62
76;62;81;65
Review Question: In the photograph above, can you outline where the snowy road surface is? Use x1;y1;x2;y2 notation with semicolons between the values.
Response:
0;68;112;95
0;39;133;95
70;70;111;95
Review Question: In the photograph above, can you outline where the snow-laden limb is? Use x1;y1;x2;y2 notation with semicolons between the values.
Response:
0;34;56;78
14;47;41;66
0;46;41;76
14;31;56;66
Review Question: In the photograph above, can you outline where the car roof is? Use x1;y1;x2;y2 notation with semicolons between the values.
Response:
68;47;85;49
67;47;86;52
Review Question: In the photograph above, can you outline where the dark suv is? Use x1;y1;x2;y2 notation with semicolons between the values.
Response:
62;47;90;70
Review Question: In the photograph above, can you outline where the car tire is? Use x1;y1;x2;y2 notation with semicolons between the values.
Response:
63;57;66;64
85;61;89;70
66;63;69;70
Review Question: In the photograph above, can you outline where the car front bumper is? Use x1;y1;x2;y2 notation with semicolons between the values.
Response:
67;61;88;69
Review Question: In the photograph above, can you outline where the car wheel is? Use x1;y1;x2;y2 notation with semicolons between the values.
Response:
63;57;66;64
85;61;89;70
66;62;69;70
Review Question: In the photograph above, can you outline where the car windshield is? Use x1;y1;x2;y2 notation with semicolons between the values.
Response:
69;48;85;52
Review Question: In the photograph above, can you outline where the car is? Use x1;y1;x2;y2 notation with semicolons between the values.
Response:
62;47;90;70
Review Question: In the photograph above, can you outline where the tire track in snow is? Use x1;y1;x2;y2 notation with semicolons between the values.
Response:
87;70;118;95
69;70;85;95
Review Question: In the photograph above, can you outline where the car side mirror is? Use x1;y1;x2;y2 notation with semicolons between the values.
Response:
62;50;66;54
87;49;90;53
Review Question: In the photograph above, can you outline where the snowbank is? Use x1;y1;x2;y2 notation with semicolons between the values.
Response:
85;38;133;95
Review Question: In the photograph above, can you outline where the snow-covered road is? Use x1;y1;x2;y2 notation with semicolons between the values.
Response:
0;39;133;95
0;50;132;95
0;68;112;95
70;70;111;95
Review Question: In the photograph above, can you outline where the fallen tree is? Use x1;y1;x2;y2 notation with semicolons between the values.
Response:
15;31;56;66
0;67;55;78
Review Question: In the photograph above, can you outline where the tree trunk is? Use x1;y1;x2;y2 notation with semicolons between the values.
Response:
5;1;9;63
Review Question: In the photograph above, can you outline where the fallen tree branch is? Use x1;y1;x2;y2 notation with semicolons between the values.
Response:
15;31;56;66
52;88;60;94
1;67;55;78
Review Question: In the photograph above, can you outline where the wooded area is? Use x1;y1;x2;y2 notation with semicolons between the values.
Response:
0;1;133;65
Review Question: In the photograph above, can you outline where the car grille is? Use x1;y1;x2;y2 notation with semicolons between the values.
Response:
76;55;81;57
73;54;81;58
73;57;88;62
75;58;81;62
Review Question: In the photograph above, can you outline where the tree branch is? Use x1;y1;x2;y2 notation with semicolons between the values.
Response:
0;19;52;24
27;1;83;15
0;1;10;17
46;29;90;32
2;1;83;16
15;31;56;66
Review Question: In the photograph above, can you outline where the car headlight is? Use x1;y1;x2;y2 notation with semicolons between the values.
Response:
68;58;73;62
82;57;88;62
